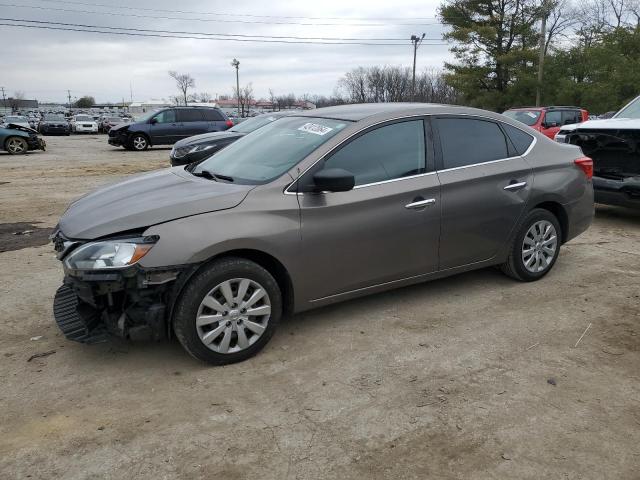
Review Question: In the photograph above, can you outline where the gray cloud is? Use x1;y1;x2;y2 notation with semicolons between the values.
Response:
1;0;450;103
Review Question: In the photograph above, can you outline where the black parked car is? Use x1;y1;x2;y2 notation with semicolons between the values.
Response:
39;114;71;135
170;111;290;166
108;106;232;151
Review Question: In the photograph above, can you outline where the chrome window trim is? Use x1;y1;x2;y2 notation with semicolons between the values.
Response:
283;111;537;195
284;113;429;195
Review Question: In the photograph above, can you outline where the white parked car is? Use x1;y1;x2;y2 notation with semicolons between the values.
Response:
71;114;99;133
1;115;31;129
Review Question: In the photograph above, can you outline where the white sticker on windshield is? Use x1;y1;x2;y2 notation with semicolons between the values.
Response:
526;112;537;118
298;122;333;135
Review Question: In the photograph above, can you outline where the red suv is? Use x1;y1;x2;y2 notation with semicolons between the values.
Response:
502;106;588;139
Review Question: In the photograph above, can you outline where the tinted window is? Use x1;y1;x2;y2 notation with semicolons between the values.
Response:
323;120;426;186
543;110;562;126
154;109;176;124
201;109;224;121
502;123;534;156
437;118;509;169
561;110;580;125
502;110;541;126
178;109;204;122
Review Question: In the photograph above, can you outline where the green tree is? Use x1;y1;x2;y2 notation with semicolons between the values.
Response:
74;96;95;108
439;0;542;111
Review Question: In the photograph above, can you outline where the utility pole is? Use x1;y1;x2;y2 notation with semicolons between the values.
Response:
0;86;6;111
535;0;551;107
410;33;425;102
231;58;240;118
67;89;72;109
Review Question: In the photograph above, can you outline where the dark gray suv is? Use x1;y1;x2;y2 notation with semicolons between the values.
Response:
53;103;594;365
108;106;232;151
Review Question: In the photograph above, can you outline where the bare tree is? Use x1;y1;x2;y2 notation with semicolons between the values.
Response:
193;92;212;103
233;83;254;117
168;71;195;106
268;88;279;111
545;0;579;54
9;91;25;111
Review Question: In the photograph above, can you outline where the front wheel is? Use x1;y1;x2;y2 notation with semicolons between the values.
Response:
173;258;282;365
129;134;149;151
5;136;28;155
501;208;562;281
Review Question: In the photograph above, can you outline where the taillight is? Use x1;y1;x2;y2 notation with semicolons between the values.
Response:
574;156;593;179
225;119;234;128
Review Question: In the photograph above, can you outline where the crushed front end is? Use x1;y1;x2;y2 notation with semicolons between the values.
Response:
565;128;640;208
51;229;191;344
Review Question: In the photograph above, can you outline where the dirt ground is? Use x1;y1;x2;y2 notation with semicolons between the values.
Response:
1;135;639;479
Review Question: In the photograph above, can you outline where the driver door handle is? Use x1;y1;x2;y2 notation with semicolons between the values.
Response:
405;198;436;210
504;181;527;191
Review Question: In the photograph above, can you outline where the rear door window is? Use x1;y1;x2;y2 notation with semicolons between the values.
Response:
323;119;426;186
561;110;581;125
501;123;534;156
178;109;204;122
436;117;509;169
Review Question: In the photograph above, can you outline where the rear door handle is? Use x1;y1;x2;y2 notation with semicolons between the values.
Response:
504;181;527;191
405;198;436;209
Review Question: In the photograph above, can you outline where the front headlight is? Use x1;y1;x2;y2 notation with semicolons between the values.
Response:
189;144;215;154
64;238;156;270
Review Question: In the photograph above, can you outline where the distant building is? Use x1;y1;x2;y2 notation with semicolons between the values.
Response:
128;99;173;115
1;97;39;112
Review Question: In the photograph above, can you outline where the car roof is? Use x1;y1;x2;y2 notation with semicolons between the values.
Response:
294;102;508;122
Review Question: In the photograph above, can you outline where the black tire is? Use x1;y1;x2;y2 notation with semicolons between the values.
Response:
5;136;28;155
501;208;562;282
173;257;282;365
128;133;149;151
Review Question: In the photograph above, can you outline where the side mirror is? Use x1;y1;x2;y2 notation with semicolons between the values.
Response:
312;168;355;192
150;117;158;125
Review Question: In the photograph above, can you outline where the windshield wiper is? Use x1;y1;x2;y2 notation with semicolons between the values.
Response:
191;169;234;182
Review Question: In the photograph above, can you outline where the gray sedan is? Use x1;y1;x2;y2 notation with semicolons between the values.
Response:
52;103;594;365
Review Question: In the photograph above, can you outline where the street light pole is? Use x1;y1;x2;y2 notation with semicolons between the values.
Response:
410;33;425;101
536;0;551;107
231;58;240;118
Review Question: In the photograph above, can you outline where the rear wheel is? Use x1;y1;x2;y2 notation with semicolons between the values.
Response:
501;208;561;281
129;134;149;151
5;136;28;155
173;258;282;365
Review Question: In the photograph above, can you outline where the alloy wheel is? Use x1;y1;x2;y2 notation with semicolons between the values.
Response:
196;278;271;354
132;136;147;150
7;138;27;154
522;220;557;273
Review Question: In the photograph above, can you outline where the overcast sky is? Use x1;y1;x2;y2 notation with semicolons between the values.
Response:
1;0;451;103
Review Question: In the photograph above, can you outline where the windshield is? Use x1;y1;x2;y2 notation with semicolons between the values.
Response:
193;116;349;184
108;117;122;122
230;114;281;134
5;116;26;122
44;115;65;121
502;110;541;126
614;96;640;119
75;115;93;121
134;110;162;123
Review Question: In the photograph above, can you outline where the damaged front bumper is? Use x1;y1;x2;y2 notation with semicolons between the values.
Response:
593;175;640;209
53;246;194;344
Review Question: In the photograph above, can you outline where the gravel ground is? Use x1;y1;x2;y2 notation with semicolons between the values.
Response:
1;135;639;479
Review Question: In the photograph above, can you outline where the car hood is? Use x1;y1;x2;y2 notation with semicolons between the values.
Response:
5;123;38;134
174;130;245;148
58;167;254;239
109;123;131;133
559;117;640;132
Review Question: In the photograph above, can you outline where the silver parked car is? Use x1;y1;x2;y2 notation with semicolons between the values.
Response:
52;103;594;365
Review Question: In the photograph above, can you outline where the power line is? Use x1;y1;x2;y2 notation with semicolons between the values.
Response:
0;3;443;26
0;17;445;42
0;22;449;46
32;0;444;21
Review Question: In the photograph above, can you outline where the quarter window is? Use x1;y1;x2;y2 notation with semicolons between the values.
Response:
202;109;224;121
323;120;426;186
561;110;581;125
502;123;534;156
437;118;509;169
543;110;562;126
154;110;176;124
